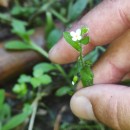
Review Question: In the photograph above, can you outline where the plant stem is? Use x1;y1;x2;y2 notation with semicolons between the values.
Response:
28;100;38;130
55;64;71;84
79;44;84;67
31;42;49;59
31;42;71;85
50;8;68;24
28;92;46;130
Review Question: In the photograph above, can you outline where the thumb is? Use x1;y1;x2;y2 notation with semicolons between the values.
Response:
49;0;130;64
70;84;130;130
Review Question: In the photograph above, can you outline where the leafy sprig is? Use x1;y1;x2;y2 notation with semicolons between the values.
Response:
63;27;93;87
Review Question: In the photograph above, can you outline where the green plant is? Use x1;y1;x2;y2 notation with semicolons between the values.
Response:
0;89;32;130
60;120;112;130
4;20;73;129
63;27;93;87
1;0;110;130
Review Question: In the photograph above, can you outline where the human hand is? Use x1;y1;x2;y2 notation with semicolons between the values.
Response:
49;0;130;130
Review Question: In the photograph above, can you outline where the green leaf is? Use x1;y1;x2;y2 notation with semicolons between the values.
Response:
11;20;32;42
45;12;55;36
33;63;56;77
80;36;90;45
30;74;52;88
63;32;81;51
0;103;11;121
68;63;78;78
11;19;27;34
68;0;88;21
11;5;22;15
39;74;52;85
80;65;93;87
19;29;34;42
47;29;62;50
23;104;32;115
30;77;41;88
11;5;35;17
0;89;5;109
84;49;99;63
81;27;89;35
55;86;71;96
18;74;32;83
0;13;11;22
26;29;35;36
5;40;33;50
13;83;27;96
84;46;106;63
13;84;20;94
2;112;29;130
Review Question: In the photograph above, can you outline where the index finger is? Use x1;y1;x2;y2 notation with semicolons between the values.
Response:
49;0;130;64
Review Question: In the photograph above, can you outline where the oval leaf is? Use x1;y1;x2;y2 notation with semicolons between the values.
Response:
80;36;90;45
39;74;52;85
80;66;93;87
33;63;56;77
18;74;32;83
68;0;88;21
2;112;29;130
81;27;89;35
55;86;71;96
47;29;62;50
5;40;32;50
63;32;81;51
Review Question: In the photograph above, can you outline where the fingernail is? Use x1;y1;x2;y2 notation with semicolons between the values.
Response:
70;95;97;121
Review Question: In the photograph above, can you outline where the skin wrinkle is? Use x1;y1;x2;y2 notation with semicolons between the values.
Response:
90;93;120;130
93;29;130;84
117;94;130;130
120;0;130;24
117;99;123;130
90;86;130;130
76;0;129;50
118;8;130;28
93;56;125;84
107;31;130;71
113;98;121;130
109;0;130;31
107;58;126;81
71;85;130;130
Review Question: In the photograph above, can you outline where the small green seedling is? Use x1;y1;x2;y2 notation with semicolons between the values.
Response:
63;27;93;87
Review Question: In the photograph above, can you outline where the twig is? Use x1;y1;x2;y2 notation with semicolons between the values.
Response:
54;105;67;130
28;92;47;130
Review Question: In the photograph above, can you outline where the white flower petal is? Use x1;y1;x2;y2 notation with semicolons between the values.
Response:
76;29;81;35
72;37;77;41
77;36;82;40
70;31;75;37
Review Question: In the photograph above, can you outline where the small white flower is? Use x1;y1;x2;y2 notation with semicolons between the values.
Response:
70;29;82;41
